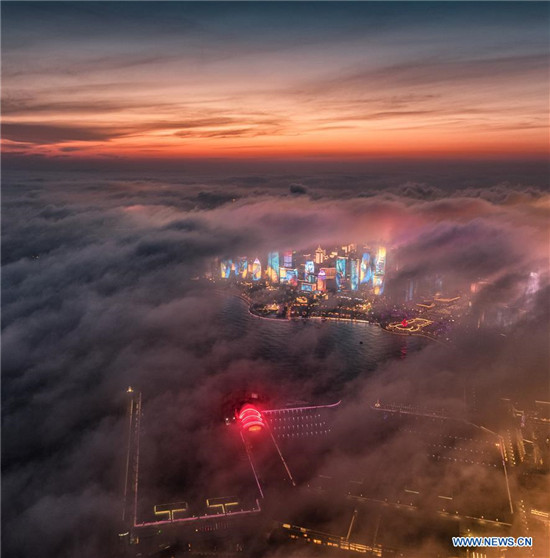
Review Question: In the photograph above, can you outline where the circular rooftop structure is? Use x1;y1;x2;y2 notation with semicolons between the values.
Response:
237;404;265;432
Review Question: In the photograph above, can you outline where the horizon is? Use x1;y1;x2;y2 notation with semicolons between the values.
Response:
2;1;549;168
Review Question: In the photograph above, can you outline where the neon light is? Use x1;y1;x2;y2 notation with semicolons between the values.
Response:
238;404;265;432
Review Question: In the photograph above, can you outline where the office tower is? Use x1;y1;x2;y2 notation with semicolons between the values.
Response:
350;259;359;291
267;252;280;283
360;252;372;285
252;258;262;281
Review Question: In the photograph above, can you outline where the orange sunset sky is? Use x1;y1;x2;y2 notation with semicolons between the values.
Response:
2;2;549;164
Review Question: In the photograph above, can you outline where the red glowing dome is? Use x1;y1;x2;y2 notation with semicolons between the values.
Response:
237;404;264;432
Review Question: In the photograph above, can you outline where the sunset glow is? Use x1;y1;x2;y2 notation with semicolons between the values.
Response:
2;2;548;165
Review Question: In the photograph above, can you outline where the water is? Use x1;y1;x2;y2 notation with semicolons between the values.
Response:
217;295;426;398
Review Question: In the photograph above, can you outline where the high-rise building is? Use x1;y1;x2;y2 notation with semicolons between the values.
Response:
335;257;347;291
320;267;337;291
267;252;280;283
314;245;326;264
283;251;293;268
342;243;356;255
237;257;248;279
360;253;372;285
373;246;386;295
317;269;327;291
350;259;359;291
305;260;315;278
220;259;232;279
374;246;386;276
252;258;262;281
320;267;336;279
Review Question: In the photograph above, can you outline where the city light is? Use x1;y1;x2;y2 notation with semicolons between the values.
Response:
238;404;265;433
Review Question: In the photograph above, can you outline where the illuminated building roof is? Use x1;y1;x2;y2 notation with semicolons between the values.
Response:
238;404;265;432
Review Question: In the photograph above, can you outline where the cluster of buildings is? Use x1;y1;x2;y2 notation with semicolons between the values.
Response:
218;244;387;295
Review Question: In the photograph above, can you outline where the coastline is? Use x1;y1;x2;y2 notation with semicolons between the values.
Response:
215;288;447;345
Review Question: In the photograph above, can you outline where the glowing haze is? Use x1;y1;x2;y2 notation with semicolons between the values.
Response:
2;2;549;165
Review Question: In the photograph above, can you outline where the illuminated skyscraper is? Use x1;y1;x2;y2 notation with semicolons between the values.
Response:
374;246;386;276
305;260;315;278
252;258;262;281
373;247;386;295
314;245;326;264
335;257;347;291
220;259;232;279
317;269;327;291
237;257;248;279
373;275;384;295
267;252;280;283
350;259;359;291
283;251;293;268
360;253;372;285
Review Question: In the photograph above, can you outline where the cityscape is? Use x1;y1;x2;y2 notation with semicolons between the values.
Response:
120;380;550;557
217;244;388;296
209;244;538;344
112;242;548;556
2;3;549;558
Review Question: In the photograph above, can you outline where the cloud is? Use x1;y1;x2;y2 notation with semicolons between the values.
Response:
289;183;308;195
2;173;549;557
2;123;129;144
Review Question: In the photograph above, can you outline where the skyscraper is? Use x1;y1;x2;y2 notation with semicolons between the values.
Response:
336;257;347;291
237;257;248;279
373;247;386;295
360;252;372;285
220;259;233;279
350;259;359;291
283;251;293;268
314;246;326;264
267;252;280;283
317;269;327;292
252;258;262;281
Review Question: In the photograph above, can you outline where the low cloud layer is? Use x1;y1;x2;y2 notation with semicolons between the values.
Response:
2;171;549;557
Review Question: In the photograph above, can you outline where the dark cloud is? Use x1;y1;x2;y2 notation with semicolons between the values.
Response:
2;123;129;144
289;182;308;195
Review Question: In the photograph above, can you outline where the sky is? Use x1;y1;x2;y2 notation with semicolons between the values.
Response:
2;1;549;166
